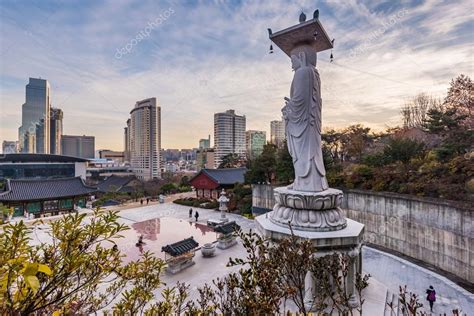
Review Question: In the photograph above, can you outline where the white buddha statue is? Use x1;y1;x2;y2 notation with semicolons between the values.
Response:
282;45;328;192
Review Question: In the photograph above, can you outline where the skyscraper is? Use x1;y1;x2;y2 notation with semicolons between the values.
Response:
50;107;63;155
19;78;51;153
270;119;286;147
214;109;246;168
128;98;161;180
246;130;266;159
61;135;95;159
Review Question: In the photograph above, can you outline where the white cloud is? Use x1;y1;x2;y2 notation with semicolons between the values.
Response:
0;0;472;150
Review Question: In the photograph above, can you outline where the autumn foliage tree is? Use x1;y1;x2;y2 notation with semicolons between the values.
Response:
0;210;166;315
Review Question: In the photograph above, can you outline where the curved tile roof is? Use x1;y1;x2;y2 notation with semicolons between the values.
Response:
192;168;246;185
97;175;137;193
214;221;240;235
0;177;97;201
161;237;199;256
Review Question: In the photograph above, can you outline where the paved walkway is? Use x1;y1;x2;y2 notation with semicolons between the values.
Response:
363;246;474;315
26;202;473;314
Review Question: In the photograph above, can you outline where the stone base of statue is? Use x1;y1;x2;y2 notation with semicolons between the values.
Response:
256;186;364;312
270;187;347;231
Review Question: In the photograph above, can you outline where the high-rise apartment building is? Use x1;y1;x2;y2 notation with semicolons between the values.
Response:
128;98;161;180
246;130;266;159
2;141;18;154
50;107;63;155
214;109;246;168
270;119;286;147
18;78;51;153
61;135;95;159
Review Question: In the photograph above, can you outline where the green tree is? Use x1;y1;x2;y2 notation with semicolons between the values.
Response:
0;203;13;223
245;144;277;184
275;140;294;184
179;175;190;187
218;153;243;169
160;182;178;194
382;138;425;164
423;107;472;160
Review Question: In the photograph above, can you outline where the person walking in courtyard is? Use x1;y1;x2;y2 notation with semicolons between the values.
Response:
146;198;149;205
189;208;193;218
195;211;199;222
140;199;143;206
426;285;436;312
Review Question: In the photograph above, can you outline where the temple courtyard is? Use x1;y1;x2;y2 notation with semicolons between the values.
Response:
25;201;473;314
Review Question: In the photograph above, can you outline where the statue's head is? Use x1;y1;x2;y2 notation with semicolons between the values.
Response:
290;55;302;70
290;44;317;67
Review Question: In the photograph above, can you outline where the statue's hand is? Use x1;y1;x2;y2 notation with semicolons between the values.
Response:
282;106;289;119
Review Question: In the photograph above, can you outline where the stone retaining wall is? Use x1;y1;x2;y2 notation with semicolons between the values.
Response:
251;184;473;283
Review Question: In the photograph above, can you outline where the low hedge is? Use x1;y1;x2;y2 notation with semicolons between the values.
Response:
173;198;219;209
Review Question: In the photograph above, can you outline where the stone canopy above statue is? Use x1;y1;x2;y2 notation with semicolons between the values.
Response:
270;19;333;56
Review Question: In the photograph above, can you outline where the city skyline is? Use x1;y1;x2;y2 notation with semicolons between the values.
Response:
1;1;473;150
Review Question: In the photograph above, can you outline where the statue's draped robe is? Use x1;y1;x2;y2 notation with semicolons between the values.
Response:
285;63;328;192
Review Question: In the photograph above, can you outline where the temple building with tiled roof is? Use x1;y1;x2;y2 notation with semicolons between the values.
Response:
0;177;97;218
190;167;246;199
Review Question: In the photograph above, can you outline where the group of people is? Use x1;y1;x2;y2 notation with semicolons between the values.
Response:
140;198;150;205
189;208;199;222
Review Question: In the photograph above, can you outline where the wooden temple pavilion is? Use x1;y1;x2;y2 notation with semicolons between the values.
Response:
161;237;199;274
190;168;246;199
214;221;240;249
0;177;97;218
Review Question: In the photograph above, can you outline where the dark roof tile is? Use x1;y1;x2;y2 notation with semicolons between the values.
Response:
0;177;97;201
214;221;240;234
198;168;246;185
98;175;137;193
161;237;199;256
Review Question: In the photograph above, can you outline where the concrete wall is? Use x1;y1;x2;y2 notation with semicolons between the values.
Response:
251;184;474;283
251;184;276;215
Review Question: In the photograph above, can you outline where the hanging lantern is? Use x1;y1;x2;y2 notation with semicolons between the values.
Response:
269;44;274;54
330;52;334;62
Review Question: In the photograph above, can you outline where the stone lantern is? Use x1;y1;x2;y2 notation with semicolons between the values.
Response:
217;189;229;223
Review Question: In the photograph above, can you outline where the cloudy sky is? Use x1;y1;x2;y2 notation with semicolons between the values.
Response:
0;0;472;150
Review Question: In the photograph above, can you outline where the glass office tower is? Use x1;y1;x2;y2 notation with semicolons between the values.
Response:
19;78;51;153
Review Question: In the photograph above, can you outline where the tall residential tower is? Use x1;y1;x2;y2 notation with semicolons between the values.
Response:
128;98;161;180
270;119;286;147
214;109;246;168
